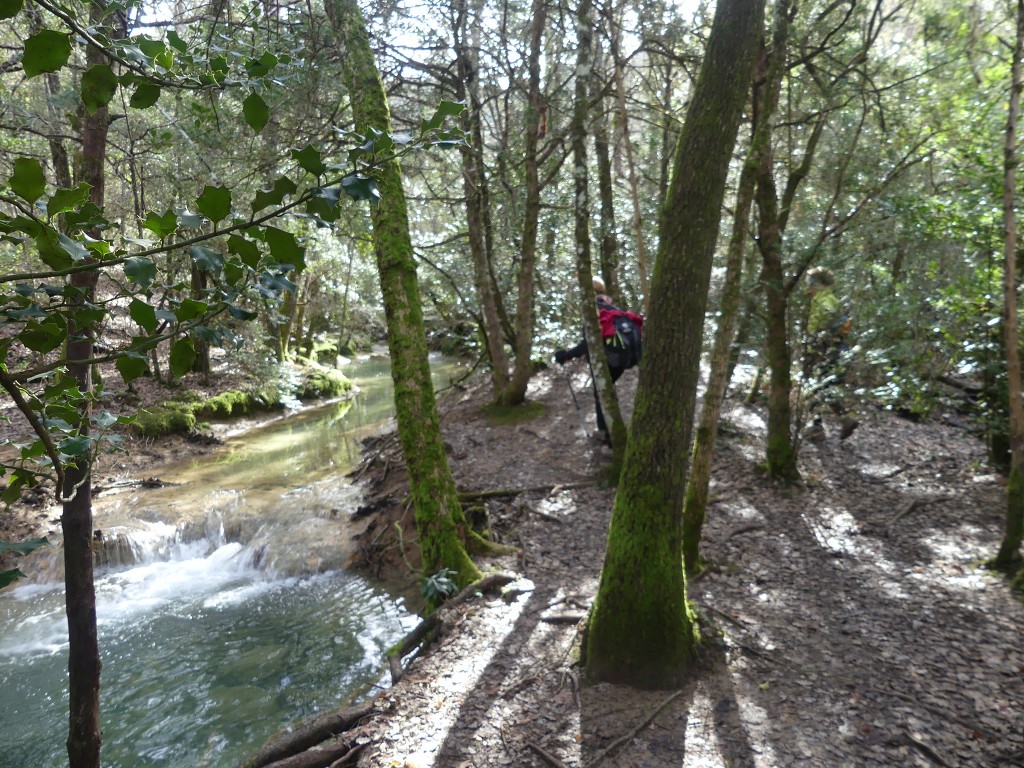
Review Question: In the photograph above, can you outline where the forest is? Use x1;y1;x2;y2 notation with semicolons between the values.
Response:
1;0;1023;766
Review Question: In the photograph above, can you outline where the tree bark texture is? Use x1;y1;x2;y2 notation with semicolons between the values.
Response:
328;0;481;586
998;0;1024;568
454;0;510;395
684;2;791;570
571;0;627;466
585;0;764;688
495;0;543;406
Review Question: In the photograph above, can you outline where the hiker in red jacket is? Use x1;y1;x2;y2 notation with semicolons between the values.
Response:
554;278;643;445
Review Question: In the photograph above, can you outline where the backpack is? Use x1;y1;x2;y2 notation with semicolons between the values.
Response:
598;308;644;370
828;312;853;338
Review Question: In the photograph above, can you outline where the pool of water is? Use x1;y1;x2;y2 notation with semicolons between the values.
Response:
0;352;465;768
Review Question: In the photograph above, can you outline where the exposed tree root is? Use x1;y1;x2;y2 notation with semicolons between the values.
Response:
239;703;372;768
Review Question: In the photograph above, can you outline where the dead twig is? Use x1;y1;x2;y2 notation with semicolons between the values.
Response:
589;689;684;766
886;495;953;531
527;741;570;768
899;730;952;767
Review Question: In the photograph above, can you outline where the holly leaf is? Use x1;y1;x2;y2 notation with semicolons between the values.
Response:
264;227;304;271
228;234;261;267
130;82;161;109
292;145;327;176
251;176;297;213
143;210;177;238
10;158;46;204
341;174;379;203
0;0;25;21
47;183;91;215
129;298;157;333
421;99;465;132
176;298;209;322
169;337;195;378
23;30;71;78
116;353;149;384
189;245;223;276
196;184;232;223
243;92;270;134
124;256;157;288
81;64;118;114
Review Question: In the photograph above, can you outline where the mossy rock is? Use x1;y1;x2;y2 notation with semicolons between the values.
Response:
134;403;198;438
482;401;547;426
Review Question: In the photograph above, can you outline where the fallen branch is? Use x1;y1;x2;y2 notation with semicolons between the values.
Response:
886;495;953;531
527;741;570;768
458;481;595;502
899;730;951;767
239;704;372;768
589;689;685;766
261;736;363;768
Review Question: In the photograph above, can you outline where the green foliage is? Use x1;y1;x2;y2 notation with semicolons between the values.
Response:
0;537;49;589
420;568;458;603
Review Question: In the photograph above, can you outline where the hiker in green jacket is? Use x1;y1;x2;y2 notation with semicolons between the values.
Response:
803;267;859;441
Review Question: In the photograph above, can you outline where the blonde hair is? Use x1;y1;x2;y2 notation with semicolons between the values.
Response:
806;267;835;288
592;276;606;293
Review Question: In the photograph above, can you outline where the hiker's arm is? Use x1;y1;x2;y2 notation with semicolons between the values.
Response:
555;340;588;364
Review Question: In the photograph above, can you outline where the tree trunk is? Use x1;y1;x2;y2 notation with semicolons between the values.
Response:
328;0;480;586
997;0;1024;571
62;4;111;763
586;0;763;688
593;43;620;299
454;0;510;394
494;0;543;406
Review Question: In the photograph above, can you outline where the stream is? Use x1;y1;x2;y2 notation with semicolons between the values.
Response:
0;352;465;768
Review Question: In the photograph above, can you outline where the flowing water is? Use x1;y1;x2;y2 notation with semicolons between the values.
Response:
0;353;465;768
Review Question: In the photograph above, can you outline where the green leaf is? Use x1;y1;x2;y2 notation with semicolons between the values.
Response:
421;100;465;132
196;184;232;223
341;174;379;203
305;196;341;224
58;233;90;261
243;92;270;134
292;145;327;176
130;82;161;109
0;569;27;589
264;227;304;271
23;30;72;78
143;209;177;238
35;231;72;271
47;183;91;215
166;30;188;52
19;319;65;353
59;436;92;457
116;353;149;384
10;158;46;203
189;245;223;276
169;337;195;378
124;256;157;288
81;64;118;114
0;0;24;21
129;298;157;332
0;537;49;556
251;176;297;213
227;304;258;321
246;51;278;77
228;234;261;267
176;298;209;322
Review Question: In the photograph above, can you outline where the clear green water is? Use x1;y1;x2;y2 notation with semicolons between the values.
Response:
0;353;466;768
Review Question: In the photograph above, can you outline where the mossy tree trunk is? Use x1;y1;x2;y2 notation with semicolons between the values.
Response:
585;0;764;688
996;0;1024;572
329;0;481;586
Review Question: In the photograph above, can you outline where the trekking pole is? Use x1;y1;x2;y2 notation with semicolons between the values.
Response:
560;364;591;436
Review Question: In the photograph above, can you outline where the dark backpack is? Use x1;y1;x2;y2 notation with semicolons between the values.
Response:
599;308;643;370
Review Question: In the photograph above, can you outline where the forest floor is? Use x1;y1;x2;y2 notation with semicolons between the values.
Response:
341;362;1024;768
2;360;1023;767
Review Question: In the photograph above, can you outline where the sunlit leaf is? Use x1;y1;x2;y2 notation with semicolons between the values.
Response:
292;145;327;176
143;210;177;238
